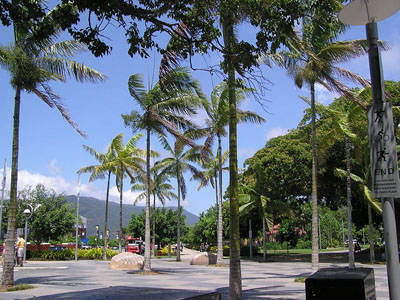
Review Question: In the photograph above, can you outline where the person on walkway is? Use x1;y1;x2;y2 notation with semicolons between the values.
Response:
16;234;26;267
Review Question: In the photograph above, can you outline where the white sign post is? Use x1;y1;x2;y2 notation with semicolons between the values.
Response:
367;103;400;198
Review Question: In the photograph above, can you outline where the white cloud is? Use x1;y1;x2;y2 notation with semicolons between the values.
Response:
314;83;338;105
48;158;61;175
265;127;288;141
0;166;176;207
382;41;400;77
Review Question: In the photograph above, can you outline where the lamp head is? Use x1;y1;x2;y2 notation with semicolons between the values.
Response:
339;0;400;26
23;208;31;216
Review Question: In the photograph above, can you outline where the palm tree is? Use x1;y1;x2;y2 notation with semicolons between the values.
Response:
132;162;178;256
111;134;146;252
0;4;106;286
122;67;204;271
159;138;203;261
201;82;265;264
77;135;121;260
197;150;228;262
304;96;362;268
239;166;274;262
263;15;374;271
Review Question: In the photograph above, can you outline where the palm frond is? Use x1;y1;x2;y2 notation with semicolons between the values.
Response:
363;186;382;214
128;74;147;104
34;84;87;138
133;192;147;205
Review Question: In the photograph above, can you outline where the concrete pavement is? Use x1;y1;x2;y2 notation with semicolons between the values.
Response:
0;257;389;299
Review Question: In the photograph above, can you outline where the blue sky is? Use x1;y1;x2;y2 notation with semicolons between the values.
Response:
1;9;400;225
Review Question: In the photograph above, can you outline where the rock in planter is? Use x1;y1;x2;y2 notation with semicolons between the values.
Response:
110;252;144;270
190;252;217;265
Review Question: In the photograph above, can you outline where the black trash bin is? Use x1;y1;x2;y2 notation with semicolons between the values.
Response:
305;267;376;300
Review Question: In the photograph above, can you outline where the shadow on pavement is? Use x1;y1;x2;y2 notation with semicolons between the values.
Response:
215;285;304;300
25;286;218;300
16;275;87;287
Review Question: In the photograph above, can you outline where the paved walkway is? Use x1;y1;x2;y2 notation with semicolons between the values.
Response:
0;256;389;299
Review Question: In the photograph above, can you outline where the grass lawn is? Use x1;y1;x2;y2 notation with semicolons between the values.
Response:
261;248;346;255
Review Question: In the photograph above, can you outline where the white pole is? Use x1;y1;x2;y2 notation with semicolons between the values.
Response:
75;174;81;261
0;158;7;239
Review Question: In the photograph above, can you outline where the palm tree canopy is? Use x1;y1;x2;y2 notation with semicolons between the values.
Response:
122;67;206;147
0;4;106;137
261;17;389;109
197;150;229;191
77;133;123;181
200;81;265;154
158;138;203;200
131;162;178;206
78;133;146;185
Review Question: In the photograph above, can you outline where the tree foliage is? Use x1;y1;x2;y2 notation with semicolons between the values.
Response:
127;207;187;247
18;184;76;249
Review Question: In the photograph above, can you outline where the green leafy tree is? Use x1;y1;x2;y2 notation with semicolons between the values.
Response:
276;219;301;253
159;139;203;261
128;207;187;248
19;185;75;250
188;203;230;246
0;3;105;286
122;67;203;271
87;235;103;247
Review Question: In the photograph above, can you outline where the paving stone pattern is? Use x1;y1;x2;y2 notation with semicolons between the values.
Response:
0;258;389;299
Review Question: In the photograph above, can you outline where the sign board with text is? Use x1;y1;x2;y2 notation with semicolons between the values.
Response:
367;102;400;198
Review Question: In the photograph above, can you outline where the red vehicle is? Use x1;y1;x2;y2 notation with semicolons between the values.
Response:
125;236;152;254
125;236;143;254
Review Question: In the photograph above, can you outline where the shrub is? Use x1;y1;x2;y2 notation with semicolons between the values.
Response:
209;246;217;253
158;246;169;256
29;248;118;260
295;240;312;249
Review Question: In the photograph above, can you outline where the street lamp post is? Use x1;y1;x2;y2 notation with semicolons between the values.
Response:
339;1;400;299
22;205;32;264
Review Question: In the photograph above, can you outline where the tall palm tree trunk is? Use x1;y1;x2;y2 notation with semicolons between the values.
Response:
215;172;219;207
310;83;319;272
176;173;181;262
2;88;21;286
368;203;375;262
144;127;151;272
217;135;223;264
214;172;219;232
262;216;267;262
152;194;156;257
103;171;111;260
346;137;355;268
223;14;242;299
119;167;124;253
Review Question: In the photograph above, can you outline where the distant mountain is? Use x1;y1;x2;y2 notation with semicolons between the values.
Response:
65;195;199;237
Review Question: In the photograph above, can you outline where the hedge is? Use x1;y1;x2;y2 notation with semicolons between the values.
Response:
29;248;118;260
